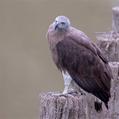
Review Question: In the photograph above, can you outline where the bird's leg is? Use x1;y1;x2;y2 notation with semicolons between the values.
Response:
52;71;73;97
53;71;85;96
62;71;86;95
62;71;73;94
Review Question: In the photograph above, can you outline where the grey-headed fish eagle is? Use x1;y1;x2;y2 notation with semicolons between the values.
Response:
46;16;112;111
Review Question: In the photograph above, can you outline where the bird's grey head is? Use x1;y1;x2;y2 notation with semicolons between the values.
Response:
53;16;70;31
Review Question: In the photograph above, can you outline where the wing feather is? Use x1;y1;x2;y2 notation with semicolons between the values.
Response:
56;36;111;104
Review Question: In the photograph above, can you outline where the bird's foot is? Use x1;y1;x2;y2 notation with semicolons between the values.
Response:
68;90;86;96
52;90;80;97
63;89;85;96
52;89;86;97
52;93;69;97
65;90;78;95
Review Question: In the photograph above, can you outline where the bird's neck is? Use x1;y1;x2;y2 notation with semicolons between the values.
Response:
48;30;67;49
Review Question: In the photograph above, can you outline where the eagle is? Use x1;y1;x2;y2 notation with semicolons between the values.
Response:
46;16;112;111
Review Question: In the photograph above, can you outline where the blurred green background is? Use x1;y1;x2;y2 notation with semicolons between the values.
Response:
0;0;118;119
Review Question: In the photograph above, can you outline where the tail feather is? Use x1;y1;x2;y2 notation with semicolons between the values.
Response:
93;90;110;111
94;101;102;112
104;102;108;109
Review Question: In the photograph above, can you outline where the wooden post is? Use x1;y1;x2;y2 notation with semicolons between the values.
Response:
40;93;86;119
112;7;119;33
40;6;119;119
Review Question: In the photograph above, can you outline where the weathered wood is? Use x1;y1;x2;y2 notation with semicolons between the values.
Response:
108;62;119;119
96;32;119;61
40;93;86;119
112;7;119;33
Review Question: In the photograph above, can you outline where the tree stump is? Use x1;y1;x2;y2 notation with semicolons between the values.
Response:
40;93;86;119
40;6;119;119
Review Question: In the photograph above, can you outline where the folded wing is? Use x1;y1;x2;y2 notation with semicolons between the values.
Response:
56;36;111;106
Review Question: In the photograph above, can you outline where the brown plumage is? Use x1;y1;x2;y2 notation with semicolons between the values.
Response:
47;16;112;111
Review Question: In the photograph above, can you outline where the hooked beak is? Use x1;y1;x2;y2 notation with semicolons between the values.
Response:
55;24;58;30
55;22;65;30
